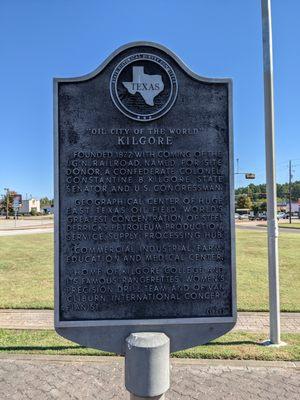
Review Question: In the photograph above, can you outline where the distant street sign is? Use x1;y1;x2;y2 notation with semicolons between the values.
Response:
245;173;255;179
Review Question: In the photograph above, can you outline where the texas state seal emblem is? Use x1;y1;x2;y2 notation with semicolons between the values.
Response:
110;53;178;121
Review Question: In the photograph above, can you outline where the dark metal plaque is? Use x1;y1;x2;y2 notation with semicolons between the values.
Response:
54;42;236;353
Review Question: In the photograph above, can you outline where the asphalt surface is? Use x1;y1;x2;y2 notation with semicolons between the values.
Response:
0;227;54;236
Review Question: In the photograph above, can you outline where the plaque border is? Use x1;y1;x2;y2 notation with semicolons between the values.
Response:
54;41;236;351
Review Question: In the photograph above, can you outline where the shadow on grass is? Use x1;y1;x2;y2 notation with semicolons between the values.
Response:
206;340;259;346
0;346;87;351
0;340;262;353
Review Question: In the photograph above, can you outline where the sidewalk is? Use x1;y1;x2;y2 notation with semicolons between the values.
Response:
0;355;299;400
0;309;299;332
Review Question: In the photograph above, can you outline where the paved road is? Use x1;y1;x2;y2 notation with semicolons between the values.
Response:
0;355;299;400
1;309;299;333
1;226;299;237
0;218;53;236
0;218;53;228
0;227;53;236
1;223;299;236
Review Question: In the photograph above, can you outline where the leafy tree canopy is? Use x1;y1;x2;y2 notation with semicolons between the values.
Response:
0;190;18;215
235;181;300;202
40;197;54;207
236;195;253;210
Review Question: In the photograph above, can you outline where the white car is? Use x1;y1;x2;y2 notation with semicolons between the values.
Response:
239;214;249;220
277;212;288;220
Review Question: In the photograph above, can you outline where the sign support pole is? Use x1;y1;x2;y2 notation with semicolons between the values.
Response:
261;0;282;345
125;333;170;399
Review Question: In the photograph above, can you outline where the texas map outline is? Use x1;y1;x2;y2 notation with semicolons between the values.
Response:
122;66;164;106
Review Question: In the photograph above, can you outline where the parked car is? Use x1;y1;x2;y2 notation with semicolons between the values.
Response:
239;214;249;220
258;212;267;221
277;212;288;220
234;213;240;220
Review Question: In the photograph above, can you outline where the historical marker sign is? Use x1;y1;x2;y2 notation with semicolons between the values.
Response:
54;42;236;354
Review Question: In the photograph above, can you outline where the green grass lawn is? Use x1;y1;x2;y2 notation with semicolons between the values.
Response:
0;329;299;361
278;223;300;229
0;234;53;308
0;231;299;311
237;230;299;311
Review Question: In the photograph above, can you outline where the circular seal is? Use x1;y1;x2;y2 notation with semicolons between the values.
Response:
110;53;178;121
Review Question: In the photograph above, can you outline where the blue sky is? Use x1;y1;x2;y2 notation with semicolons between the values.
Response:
0;0;299;198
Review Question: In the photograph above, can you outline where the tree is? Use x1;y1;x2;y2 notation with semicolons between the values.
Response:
0;190;17;217
236;195;253;210
252;203;260;214
259;201;267;212
235;181;300;202
292;182;300;201
40;197;54;207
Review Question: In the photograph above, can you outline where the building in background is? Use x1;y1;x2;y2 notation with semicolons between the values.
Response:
277;201;300;215
19;198;40;214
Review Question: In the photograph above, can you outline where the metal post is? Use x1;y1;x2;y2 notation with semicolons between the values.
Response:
125;333;170;399
261;0;281;345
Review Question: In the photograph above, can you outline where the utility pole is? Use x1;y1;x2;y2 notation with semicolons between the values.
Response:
4;188;9;219
261;0;282;345
289;160;292;224
236;158;239;188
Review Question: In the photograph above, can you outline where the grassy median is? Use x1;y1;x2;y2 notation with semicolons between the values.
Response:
0;231;299;311
0;329;299;361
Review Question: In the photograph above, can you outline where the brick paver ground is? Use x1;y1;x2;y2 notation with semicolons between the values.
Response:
0;355;299;400
0;309;299;332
